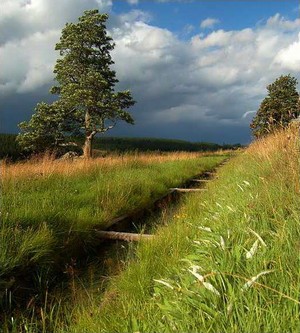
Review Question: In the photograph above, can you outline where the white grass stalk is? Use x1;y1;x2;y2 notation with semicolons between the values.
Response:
237;184;244;192
242;270;273;291
220;236;226;250
154;279;174;290
188;267;204;282
227;205;235;212
248;228;267;247
246;239;259;260
216;202;223;209
203;282;221;296
198;226;212;232
188;266;220;296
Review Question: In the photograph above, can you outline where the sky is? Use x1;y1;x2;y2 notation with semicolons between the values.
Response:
1;0;300;144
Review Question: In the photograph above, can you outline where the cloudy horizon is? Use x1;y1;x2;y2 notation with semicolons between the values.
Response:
1;0;300;144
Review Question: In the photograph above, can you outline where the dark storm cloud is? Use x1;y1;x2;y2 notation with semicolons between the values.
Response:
1;1;300;143
0;86;56;133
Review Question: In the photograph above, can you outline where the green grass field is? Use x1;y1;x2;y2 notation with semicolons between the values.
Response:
0;152;226;331
29;128;298;333
2;128;299;333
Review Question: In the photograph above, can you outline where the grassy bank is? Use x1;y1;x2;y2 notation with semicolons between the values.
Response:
0;152;226;318
46;128;300;333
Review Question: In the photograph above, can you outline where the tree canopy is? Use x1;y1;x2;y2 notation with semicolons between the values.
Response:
18;10;135;158
250;74;300;138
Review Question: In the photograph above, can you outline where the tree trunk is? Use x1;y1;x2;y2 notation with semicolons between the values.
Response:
83;109;94;159
83;135;93;159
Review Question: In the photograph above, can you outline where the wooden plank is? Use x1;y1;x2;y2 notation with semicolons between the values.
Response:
190;179;209;183
170;188;208;193
95;230;154;242
204;171;215;176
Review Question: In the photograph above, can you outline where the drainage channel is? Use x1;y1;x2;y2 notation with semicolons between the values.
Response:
94;160;228;242
1;159;228;318
86;160;228;293
95;169;215;235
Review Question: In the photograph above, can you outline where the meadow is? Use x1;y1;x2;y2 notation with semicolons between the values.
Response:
2;127;299;333
0;151;226;328
16;126;298;333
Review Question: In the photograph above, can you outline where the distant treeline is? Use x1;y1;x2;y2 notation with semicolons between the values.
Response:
0;133;242;160
0;134;24;160
91;137;241;152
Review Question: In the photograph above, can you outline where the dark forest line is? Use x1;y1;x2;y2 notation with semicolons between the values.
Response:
0;133;242;160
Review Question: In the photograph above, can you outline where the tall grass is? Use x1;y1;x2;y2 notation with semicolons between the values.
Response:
51;127;300;333
0;151;226;319
2;151;220;180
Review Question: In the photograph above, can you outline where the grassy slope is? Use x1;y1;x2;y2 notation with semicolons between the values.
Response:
0;153;225;291
61;128;300;333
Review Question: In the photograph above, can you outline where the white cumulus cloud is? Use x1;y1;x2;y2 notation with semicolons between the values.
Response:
200;17;220;29
1;1;300;143
274;32;300;71
0;0;112;95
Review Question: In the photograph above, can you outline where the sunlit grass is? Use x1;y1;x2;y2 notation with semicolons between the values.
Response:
0;151;226;323
54;127;300;333
2;151;225;180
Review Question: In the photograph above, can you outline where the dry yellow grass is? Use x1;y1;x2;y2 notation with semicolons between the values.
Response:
1;151;226;181
248;125;299;158
246;125;300;192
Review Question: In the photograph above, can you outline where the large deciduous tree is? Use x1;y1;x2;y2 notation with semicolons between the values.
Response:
18;10;135;158
250;74;300;138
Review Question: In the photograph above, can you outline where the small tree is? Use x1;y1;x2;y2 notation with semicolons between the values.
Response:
250;74;300;138
18;101;71;153
18;10;135;158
